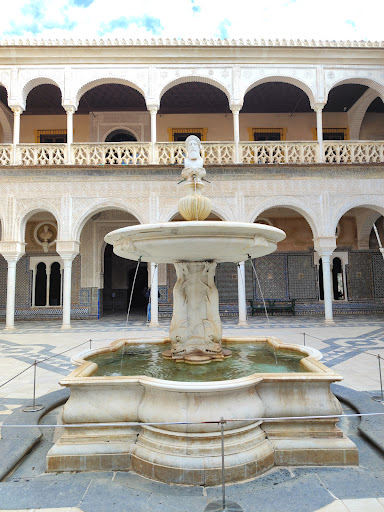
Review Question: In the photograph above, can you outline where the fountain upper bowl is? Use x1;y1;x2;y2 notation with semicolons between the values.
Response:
104;221;286;263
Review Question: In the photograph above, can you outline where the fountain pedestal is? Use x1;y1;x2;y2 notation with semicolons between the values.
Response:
163;261;230;363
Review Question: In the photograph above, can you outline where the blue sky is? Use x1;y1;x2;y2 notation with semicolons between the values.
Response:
1;0;383;41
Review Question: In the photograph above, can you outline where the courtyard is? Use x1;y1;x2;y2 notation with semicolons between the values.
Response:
0;314;383;511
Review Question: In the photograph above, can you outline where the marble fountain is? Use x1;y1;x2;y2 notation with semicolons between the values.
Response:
47;136;358;484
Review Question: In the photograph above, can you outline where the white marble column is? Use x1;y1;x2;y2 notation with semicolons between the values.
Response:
321;253;334;322
314;237;337;324
12;107;22;165
4;258;18;330
150;262;159;327
237;261;248;326
314;104;324;163
65;107;74;164
231;104;242;164
0;243;25;331
56;241;79;330
147;104;159;164
61;258;73;329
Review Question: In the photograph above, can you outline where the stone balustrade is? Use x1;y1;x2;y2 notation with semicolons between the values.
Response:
0;141;383;166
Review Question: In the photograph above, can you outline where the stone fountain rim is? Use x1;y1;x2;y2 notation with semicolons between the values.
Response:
104;221;286;245
61;337;343;392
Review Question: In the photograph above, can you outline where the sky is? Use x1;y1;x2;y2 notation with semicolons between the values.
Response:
0;0;383;42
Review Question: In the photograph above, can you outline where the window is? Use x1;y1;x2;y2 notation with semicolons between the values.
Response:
248;128;286;141
168;128;207;142
30;258;62;307
35;129;67;143
312;128;349;140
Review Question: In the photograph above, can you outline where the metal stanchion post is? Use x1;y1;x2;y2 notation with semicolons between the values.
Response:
303;332;306;346
204;419;244;512
89;339;92;350
22;360;45;412
372;354;384;403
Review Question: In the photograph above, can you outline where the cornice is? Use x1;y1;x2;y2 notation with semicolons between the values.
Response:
0;37;383;49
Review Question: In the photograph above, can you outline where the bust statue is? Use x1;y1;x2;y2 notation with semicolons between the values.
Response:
182;135;206;182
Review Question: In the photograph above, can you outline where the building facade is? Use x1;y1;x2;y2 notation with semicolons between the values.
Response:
0;38;383;328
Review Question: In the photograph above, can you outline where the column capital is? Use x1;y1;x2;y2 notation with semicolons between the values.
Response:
9;105;24;115
56;240;80;260
63;105;76;114
230;102;243;113
312;102;326;113
313;236;337;256
0;242;25;261
146;103;159;114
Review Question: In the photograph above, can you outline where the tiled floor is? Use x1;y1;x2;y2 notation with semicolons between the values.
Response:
1;314;384;512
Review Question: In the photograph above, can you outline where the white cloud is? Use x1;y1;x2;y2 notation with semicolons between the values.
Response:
0;0;383;41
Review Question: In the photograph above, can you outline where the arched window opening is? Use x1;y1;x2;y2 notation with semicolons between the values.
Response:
105;129;137;142
49;262;61;306
35;263;47;306
318;258;324;300
332;257;345;300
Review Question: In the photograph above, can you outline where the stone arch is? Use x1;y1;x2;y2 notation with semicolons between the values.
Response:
325;77;384;104
249;197;320;239
347;89;380;139
0;102;13;143
241;75;316;108
158;76;232;104
73;199;145;241
356;210;382;249
332;198;384;237
74;78;147;110
17;201;61;242
20;77;63;110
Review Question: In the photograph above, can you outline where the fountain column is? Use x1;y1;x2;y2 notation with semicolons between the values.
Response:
150;262;159;327
314;237;336;323
237;261;248;326
57;242;79;330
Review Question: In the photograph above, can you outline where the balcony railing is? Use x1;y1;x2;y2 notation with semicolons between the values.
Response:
1;141;383;167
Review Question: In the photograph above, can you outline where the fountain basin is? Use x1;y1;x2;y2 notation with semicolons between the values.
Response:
104;221;285;263
46;337;358;484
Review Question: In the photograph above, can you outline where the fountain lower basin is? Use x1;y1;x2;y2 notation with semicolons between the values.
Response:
46;337;358;484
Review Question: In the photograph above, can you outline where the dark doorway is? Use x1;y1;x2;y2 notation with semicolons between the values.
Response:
105;129;137;142
103;244;147;314
332;257;345;300
49;262;61;306
35;262;47;306
318;258;324;301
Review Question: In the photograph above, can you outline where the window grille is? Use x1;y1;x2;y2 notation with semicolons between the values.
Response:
169;128;207;142
248;128;286;141
35;129;67;143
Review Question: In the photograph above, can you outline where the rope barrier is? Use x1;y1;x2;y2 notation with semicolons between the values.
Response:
2;410;384;429
0;338;94;390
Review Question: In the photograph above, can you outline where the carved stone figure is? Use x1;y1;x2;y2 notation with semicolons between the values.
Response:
182;135;206;183
169;261;224;361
